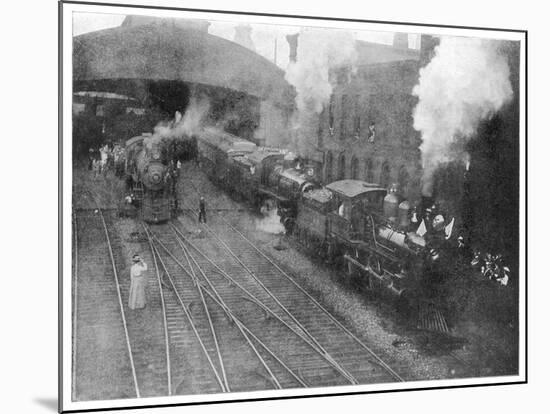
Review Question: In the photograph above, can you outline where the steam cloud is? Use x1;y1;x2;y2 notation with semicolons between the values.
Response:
285;28;357;156
412;36;513;195
144;97;211;149
255;201;285;234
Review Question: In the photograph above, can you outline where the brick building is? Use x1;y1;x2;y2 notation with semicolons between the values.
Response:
311;35;434;201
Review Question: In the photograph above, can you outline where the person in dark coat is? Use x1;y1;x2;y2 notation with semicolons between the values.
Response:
198;196;207;223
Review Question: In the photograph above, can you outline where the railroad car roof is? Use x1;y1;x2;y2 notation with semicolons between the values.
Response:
246;148;286;164
326;180;386;198
303;188;334;203
199;128;257;154
232;155;254;168
279;168;312;186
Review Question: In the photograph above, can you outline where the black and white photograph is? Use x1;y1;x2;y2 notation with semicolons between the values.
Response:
59;1;526;412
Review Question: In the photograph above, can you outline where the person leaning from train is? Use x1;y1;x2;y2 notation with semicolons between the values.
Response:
128;254;148;310
198;196;207;223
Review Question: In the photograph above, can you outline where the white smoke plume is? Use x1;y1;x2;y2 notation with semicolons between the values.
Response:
144;97;211;149
412;36;513;195
285;28;357;156
255;201;285;234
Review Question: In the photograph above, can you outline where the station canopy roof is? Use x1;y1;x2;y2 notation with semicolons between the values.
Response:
73;16;295;107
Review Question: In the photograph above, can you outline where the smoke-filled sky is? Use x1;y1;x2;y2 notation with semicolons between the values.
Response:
72;12;419;70
412;36;513;196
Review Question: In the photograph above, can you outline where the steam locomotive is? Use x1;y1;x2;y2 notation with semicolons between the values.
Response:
196;127;458;310
125;133;178;223
197;128;321;219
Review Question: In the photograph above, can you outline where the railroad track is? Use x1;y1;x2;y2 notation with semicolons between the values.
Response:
73;191;171;400
145;224;310;391
73;208;140;401
169;203;405;386
181;168;481;380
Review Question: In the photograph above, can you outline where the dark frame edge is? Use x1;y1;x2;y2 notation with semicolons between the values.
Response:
59;0;64;413
520;30;529;384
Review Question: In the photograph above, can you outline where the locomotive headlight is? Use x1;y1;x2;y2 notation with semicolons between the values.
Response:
152;173;161;183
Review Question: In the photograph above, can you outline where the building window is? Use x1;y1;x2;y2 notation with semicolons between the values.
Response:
338;154;346;180
367;122;376;143
353;95;361;138
325;151;333;183
380;161;391;188
328;94;335;135
365;158;374;182
351;157;359;180
340;94;349;140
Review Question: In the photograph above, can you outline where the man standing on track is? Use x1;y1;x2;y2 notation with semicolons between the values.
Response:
198;196;207;223
129;254;148;310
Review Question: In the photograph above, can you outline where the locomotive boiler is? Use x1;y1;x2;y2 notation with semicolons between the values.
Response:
125;133;178;223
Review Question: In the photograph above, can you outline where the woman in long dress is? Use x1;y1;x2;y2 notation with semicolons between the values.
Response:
129;254;148;310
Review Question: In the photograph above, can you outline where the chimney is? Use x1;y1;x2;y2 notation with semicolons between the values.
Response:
419;34;440;67
393;32;409;49
286;33;299;63
233;24;256;52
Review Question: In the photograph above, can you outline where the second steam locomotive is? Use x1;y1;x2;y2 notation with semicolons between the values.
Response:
124;133;179;223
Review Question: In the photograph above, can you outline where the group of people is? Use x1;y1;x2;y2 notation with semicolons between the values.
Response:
88;143;125;179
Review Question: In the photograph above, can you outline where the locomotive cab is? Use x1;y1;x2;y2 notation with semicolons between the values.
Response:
325;180;387;242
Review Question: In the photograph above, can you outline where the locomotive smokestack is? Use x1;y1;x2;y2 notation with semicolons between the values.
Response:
233;24;256;52
286;33;299;63
393;32;409;49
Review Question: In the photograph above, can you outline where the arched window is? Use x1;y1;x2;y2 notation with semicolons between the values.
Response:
365;158;374;183
351;157;359;180
325;151;333;183
380;161;391;189
398;166;410;196
338;154;346;180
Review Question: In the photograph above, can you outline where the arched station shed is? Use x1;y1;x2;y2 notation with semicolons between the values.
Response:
73;16;295;145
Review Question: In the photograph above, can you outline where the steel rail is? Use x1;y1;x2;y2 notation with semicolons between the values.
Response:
184;181;403;382
96;207;141;397
174;210;359;385
142;226;228;393
168;223;357;385
171;231;283;390
214;212;405;382
142;223;172;396
152;230;307;388
168;228;231;392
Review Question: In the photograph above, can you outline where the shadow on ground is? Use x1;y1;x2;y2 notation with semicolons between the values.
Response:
34;398;58;412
